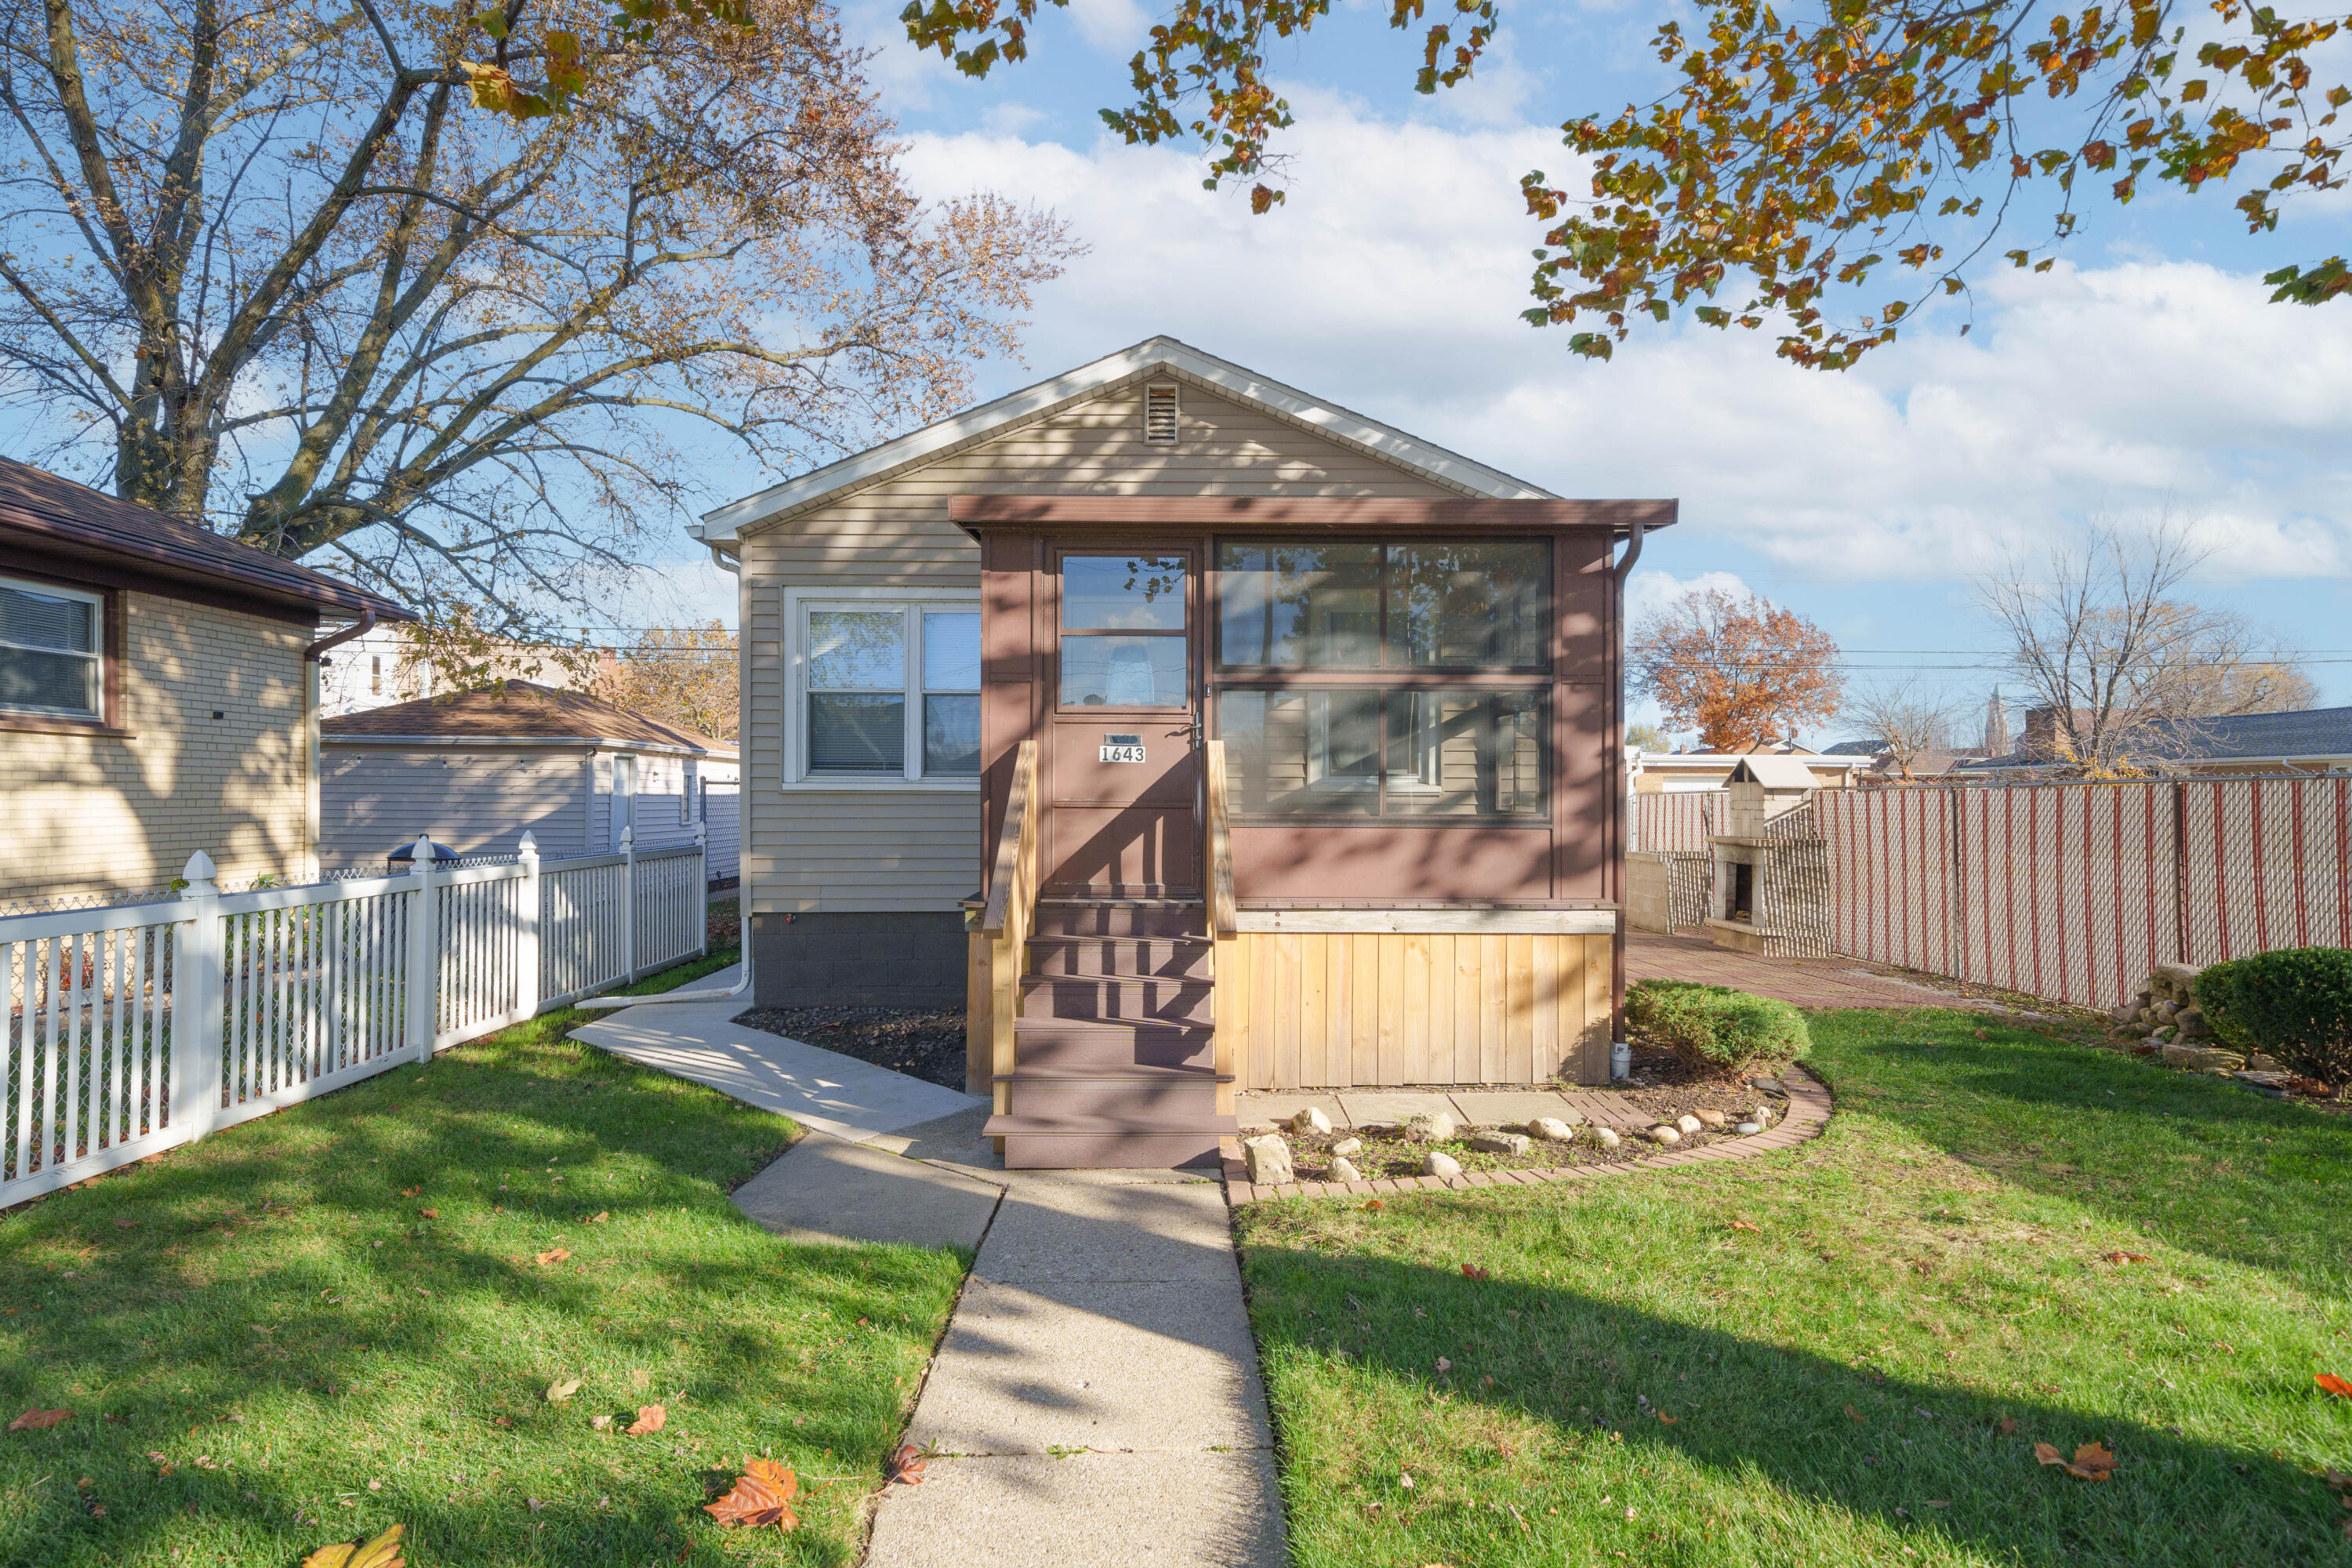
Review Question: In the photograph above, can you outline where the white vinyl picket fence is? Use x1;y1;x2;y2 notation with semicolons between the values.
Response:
1;826;706;1210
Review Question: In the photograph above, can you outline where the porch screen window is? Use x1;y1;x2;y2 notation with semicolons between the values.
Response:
0;576;103;720
1218;540;1547;670
1060;554;1187;708
1218;688;1544;819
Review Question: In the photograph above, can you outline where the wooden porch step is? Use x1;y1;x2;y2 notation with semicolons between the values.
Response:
1030;900;1207;939
999;1066;1225;1120
1018;975;1214;1023
1025;935;1213;978
981;1111;1236;1171
1010;1018;1215;1073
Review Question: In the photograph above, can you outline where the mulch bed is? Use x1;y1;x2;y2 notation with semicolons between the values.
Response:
736;1005;967;1091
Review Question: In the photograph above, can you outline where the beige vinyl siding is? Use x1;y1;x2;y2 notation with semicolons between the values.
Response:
318;747;590;869
739;375;1464;914
1;592;310;903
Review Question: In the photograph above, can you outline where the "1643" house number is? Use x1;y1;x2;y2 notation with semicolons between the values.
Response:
1099;734;1145;764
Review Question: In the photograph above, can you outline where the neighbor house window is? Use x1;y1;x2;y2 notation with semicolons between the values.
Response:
798;599;980;782
0;575;103;720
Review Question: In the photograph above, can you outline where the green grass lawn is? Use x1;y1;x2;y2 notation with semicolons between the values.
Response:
0;947;967;1567
1240;1010;2352;1566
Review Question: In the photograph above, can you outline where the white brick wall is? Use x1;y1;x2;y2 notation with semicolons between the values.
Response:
1;592;312;902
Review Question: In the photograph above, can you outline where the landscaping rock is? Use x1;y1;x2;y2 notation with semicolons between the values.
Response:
2174;1007;2211;1039
1404;1112;1457;1143
1327;1156;1361;1183
1290;1105;1334;1135
2109;1001;2141;1024
1423;1151;1464;1179
1750;1076;1783;1092
2116;1018;2152;1038
2153;961;2203;996
1694;1109;1727;1129
2151;1000;2180;1023
1469;1131;1531;1156
1675;1113;1703;1136
1592;1127;1622;1151
2161;1043;2245;1073
1649;1125;1682;1145
2249;1052;2285;1073
1243;1134;1294;1186
1330;1136;1363;1158
1527;1116;1577;1142
1734;1121;1763;1134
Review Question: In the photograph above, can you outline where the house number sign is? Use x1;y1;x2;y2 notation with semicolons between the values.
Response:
1099;734;1146;764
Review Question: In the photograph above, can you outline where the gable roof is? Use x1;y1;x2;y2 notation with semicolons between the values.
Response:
322;681;734;757
694;336;1557;543
0;458;414;622
1964;704;2352;770
1726;754;1821;789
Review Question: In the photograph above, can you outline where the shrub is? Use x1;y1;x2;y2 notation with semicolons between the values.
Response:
1626;978;1810;1074
2195;949;2352;1094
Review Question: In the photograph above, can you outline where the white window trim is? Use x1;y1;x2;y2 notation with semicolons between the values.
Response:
782;586;981;791
0;573;104;720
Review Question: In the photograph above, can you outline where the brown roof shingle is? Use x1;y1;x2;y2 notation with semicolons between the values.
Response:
0;457;414;621
321;681;733;755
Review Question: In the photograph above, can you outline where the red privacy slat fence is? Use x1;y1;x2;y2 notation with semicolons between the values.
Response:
1814;777;2352;1010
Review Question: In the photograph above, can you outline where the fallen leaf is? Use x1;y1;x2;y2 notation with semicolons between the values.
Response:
887;1442;927;1485
1363;1200;1385;1211
418;1209;438;1220
1434;1356;1453;1374
9;1409;72;1431
300;1523;407;1568
705;1457;800;1529
2034;1441;2117;1480
626;1404;666;1436
2102;1252;2151;1265
1399;1472;1415;1489
398;1188;420;1199
1460;1264;1491;1282
546;1379;582;1404
1729;1220;1761;1232
2319;1374;2352;1399
590;1211;609;1223
535;1248;571;1267
1659;1413;1678;1425
1997;1417;2020;1436
1845;1405;1865;1425
590;1414;612;1431
113;1218;138;1229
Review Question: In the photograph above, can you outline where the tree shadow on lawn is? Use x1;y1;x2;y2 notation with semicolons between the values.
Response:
1244;1244;2348;1567
1803;1008;2352;1290
0;1022;965;1566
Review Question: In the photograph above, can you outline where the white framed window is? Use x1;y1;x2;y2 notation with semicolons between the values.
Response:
0;575;104;720
786;588;980;788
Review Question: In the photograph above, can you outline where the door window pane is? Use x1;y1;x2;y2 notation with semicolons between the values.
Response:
1381;691;1545;817
809;610;904;690
1218;691;1379;817
1218;543;1381;666
1063;636;1187;707
809;694;906;771
1385;542;1548;668
1062;556;1186;630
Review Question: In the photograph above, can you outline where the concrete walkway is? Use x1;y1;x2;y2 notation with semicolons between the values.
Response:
574;994;1287;1564
1628;931;2003;1010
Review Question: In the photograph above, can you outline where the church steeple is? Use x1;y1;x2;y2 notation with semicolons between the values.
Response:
1984;688;2011;756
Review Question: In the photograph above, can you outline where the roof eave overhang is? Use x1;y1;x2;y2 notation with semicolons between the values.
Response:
0;513;417;622
321;731;739;760
692;336;1562;544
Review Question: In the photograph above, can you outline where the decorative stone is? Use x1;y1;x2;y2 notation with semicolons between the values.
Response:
1694;1109;1727;1129
1404;1112;1457;1144
1528;1116;1576;1142
1734;1121;1763;1135
1422;1151;1463;1179
1330;1136;1364;1158
1327;1156;1361;1183
2152;1000;2180;1023
2161;1042;2244;1073
2153;961;2202;995
1675;1114;1703;1136
1750;1076;1783;1092
1592;1127;1622;1151
2249;1052;2285;1073
1468;1131;1530;1156
2175;1007;2212;1039
2109;1001;2141;1024
1290;1105;1334;1135
2116;1019;2152;1038
1243;1134;1294;1186
1649;1125;1682;1145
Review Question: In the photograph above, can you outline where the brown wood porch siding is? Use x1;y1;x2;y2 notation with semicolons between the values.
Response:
1221;928;1612;1088
739;380;1468;916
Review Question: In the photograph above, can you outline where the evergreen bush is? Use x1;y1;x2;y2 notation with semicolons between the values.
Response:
2195;949;2352;1094
1626;978;1810;1074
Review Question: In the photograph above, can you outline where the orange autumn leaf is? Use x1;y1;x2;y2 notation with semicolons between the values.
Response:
1363;1200;1384;1211
1658;1412;1678;1424
1845;1405;1865;1425
1460;1264;1492;1282
2318;1374;2352;1399
2102;1251;2150;1265
887;1442;927;1484
626;1404;666;1436
590;1211;609;1223
704;1457;798;1529
9;1408;72;1431
418;1208;438;1220
1729;1220;1761;1232
2034;1441;2118;1480
535;1248;572;1266
300;1523;408;1568
1997;1417;2020;1436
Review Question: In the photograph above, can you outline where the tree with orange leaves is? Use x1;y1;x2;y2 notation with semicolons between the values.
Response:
1628;587;1842;752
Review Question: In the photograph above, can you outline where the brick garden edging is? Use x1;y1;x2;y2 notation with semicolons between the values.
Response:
1221;1065;1835;1206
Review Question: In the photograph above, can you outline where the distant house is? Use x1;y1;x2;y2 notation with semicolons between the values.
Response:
0;458;413;906
319;682;739;880
1962;705;2352;778
1630;744;1862;793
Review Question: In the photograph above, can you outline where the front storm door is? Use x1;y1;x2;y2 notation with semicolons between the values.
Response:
1044;547;1200;894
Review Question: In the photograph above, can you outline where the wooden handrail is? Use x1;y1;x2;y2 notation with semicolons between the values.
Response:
978;740;1037;936
1205;739;1236;937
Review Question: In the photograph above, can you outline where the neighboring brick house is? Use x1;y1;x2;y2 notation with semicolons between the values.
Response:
0;459;414;906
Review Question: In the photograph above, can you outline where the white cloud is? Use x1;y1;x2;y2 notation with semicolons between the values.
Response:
902;102;2352;590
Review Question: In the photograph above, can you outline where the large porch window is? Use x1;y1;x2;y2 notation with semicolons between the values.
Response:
1216;540;1548;670
1218;688;1545;820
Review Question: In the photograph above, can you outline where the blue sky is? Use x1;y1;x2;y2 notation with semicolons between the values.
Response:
613;0;2352;745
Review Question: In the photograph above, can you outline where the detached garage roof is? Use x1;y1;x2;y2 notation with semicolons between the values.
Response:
324;682;734;757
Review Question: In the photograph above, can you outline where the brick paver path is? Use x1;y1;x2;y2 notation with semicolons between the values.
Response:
1628;931;1996;1011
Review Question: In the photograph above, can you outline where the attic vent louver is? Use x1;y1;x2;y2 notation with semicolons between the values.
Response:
1143;383;1179;445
